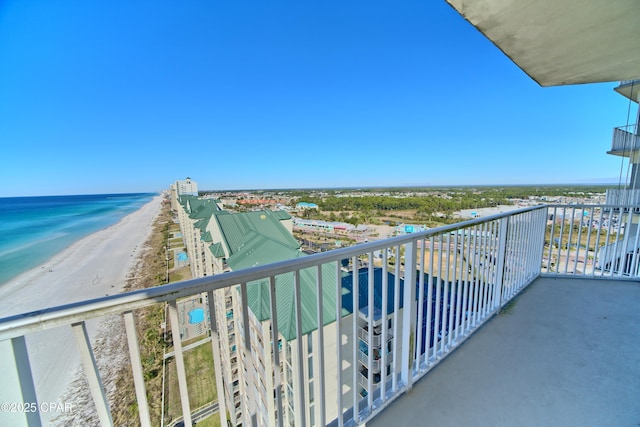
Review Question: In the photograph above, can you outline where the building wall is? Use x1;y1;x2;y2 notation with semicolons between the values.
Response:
172;182;411;426
170;184;179;210
280;217;293;234
235;314;360;427
176;178;198;196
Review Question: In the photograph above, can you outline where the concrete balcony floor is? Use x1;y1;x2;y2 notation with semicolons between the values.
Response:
369;277;640;427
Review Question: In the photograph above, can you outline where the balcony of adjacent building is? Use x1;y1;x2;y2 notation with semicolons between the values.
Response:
357;323;393;349
614;80;640;102
357;339;393;374
607;124;640;157
2;204;640;427
606;188;640;206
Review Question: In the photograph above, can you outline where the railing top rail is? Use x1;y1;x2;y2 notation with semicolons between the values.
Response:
546;203;640;208
0;204;547;341
614;124;639;131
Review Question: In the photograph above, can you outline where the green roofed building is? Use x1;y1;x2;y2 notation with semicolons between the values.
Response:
173;186;403;427
175;189;347;426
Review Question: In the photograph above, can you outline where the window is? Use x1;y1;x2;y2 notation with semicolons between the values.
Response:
308;356;314;378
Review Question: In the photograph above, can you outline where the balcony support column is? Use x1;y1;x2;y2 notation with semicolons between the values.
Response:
72;321;113;427
400;241;418;390
0;337;41;427
630;163;640;191
167;301;192;427
207;290;228;427
494;217;510;309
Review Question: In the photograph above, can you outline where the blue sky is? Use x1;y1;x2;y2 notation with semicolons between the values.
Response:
0;1;635;196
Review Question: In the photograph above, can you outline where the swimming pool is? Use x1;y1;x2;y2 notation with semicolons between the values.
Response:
177;252;188;261
189;308;205;324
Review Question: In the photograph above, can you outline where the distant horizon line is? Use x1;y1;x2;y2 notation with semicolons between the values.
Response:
200;182;622;193
0;192;159;200
1;181;628;198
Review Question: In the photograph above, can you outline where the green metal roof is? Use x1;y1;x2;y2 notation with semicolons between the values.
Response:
178;197;336;339
209;242;225;258
177;194;197;208
246;262;347;341
226;231;304;270
201;231;212;242
270;210;292;221
194;218;210;231
179;195;221;218
246;267;408;341
215;210;300;256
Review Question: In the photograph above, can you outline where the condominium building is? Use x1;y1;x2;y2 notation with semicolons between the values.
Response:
171;177;199;209
174;193;331;426
174;192;417;427
3;3;639;427
605;80;640;205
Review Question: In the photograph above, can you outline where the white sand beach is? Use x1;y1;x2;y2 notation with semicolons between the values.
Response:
0;195;163;425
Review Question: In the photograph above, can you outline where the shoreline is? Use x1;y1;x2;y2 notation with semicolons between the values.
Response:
0;195;163;316
0;195;163;425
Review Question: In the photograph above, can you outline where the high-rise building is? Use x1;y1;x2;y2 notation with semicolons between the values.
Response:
605;80;640;205
174;192;414;426
171;178;199;211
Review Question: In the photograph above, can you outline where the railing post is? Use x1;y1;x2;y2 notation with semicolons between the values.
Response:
292;271;307;427
0;337;41;427
207;290;228;427
71;321;113;427
619;210;635;276
495;217;509;309
239;282;259;427
401;240;418;390
123;311;151;427
167;300;192;427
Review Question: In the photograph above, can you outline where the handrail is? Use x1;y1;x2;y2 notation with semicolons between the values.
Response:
8;202;625;427
614;124;638;131
0;205;547;342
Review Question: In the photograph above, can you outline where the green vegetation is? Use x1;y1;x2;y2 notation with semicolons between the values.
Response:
290;185;611;227
165;343;218;425
112;203;173;425
111;201;194;426
128;185;610;425
197;415;223;427
307;194;503;213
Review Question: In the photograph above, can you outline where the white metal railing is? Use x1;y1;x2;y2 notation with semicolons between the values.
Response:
606;188;640;206
543;204;640;278
610;124;640;153
0;204;603;427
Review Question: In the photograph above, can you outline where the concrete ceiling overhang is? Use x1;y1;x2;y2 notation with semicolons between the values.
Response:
445;0;640;86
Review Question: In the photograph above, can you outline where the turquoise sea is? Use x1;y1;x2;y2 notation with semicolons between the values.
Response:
0;193;156;286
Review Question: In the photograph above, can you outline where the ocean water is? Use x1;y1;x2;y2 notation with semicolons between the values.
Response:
0;193;156;286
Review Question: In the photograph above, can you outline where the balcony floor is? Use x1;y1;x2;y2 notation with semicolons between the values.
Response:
369;277;640;427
